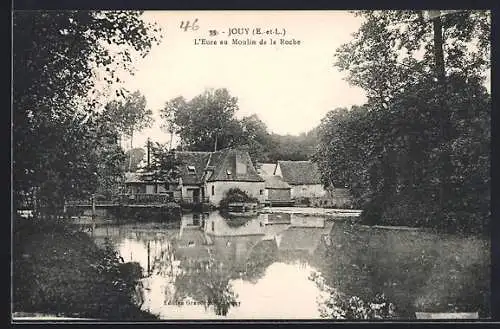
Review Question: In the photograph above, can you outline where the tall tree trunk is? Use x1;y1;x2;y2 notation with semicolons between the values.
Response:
432;14;446;82
146;138;151;168
128;129;134;171
432;12;451;217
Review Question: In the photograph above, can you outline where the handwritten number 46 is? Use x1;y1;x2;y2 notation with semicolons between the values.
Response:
180;19;199;32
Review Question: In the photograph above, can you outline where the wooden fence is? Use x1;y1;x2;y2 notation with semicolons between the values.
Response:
65;193;210;206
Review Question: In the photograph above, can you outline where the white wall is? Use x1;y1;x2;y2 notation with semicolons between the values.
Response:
291;184;327;199
206;181;265;207
274;163;283;177
145;184;155;194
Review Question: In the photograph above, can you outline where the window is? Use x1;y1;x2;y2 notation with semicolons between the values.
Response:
187;165;196;174
211;185;215;195
260;189;264;195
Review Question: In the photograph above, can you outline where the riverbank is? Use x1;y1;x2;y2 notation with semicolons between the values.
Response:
12;217;158;320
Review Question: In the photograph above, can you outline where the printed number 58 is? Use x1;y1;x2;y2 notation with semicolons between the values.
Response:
180;19;199;31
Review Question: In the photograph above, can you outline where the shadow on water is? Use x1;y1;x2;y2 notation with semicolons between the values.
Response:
88;211;490;320
312;222;490;319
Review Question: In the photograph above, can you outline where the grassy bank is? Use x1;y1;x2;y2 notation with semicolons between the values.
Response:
12;217;158;320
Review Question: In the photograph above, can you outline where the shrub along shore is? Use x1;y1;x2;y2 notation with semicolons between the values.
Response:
13;216;157;320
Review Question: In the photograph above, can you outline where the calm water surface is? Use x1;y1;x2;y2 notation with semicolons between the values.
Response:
90;211;490;320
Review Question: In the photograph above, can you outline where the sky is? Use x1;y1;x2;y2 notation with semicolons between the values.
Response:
115;11;368;150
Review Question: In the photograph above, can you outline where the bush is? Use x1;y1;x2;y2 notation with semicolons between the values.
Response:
13;222;157;320
219;188;259;209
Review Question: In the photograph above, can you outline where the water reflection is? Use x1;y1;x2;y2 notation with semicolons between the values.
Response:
90;212;490;319
91;212;332;318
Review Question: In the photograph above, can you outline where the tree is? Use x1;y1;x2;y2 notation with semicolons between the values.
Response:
267;129;318;162
13;10;161;217
173;257;239;316
91;114;128;199
160;96;186;150
160;88;323;164
335;10;490;106
236;114;273;164
161;88;242;152
104;90;153;150
314;10;490;232
146;142;183;191
124;148;146;172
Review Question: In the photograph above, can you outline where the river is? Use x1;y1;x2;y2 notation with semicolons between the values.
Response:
88;211;490;320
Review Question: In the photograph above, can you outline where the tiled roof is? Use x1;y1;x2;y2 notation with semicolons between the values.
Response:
124;171;166;183
278;160;322;185
206;149;264;182
175;151;212;185
262;175;291;189
125;149;264;185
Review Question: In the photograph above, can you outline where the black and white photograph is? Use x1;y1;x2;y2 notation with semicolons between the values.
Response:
12;9;491;321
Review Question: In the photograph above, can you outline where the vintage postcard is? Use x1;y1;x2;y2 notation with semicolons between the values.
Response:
12;10;491;321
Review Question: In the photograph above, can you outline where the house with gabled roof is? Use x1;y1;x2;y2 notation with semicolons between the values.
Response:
124;148;265;207
203;148;265;207
175;151;212;204
124;171;180;199
274;160;327;199
256;163;293;206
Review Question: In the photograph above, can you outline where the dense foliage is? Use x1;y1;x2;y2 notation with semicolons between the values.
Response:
314;10;490;233
312;221;490;318
173;257;239;316
161;89;242;152
146;142;183;185
267;130;319;161
13;10;161;217
219;188;259;210
104;90;153;153
124;147;146;172
310;271;396;320
13;220;156;319
160;89;318;164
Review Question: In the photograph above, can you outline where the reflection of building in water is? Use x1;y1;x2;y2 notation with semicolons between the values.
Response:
276;228;326;255
274;221;333;265
181;213;206;230
92;225;179;279
174;228;211;267
203;213;265;237
260;213;325;228
210;235;265;271
173;212;334;278
198;212;266;271
262;213;291;225
290;215;325;228
262;223;290;241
